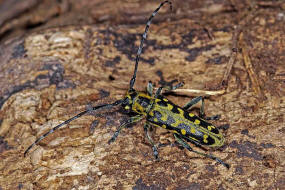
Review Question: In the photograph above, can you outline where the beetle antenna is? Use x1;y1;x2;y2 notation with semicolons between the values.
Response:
24;99;123;156
129;0;172;89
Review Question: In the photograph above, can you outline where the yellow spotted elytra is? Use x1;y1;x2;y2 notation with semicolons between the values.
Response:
24;1;229;169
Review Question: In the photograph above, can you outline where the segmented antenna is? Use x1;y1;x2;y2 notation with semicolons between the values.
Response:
129;0;172;89
24;99;123;156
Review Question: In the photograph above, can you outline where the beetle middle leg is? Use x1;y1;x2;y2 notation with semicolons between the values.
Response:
144;122;159;159
183;96;221;120
108;115;143;144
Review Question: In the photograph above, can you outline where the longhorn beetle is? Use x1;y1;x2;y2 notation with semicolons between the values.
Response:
24;1;229;169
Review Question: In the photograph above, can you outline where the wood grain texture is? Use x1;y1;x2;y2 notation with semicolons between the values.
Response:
0;0;284;189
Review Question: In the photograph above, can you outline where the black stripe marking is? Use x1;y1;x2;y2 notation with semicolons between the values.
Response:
171;106;180;114
183;111;196;122
157;99;168;107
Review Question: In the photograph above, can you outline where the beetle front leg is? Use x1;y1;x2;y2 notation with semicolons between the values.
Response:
147;81;154;96
155;82;184;98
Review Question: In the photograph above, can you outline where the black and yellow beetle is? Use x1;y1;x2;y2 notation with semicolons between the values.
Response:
24;1;229;169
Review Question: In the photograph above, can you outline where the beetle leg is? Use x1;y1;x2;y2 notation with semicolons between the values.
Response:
108;115;143;144
144;122;159;159
183;96;203;110
217;124;230;130
147;81;154;96
173;133;229;169
183;96;220;120
155;82;184;98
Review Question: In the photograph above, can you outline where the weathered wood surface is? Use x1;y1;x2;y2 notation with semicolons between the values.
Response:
0;0;284;189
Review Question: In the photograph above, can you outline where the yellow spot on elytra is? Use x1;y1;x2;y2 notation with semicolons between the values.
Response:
160;114;167;122
163;98;168;102
154;118;158;122
167;104;173;110
178;108;184;114
171;130;178;134
171;122;179;127
181;129;186;135
208;125;215;131
194;119;201;125
125;106;130;110
162;124;166;129
190;128;195;134
189;113;195;117
155;99;161;103
203;134;208;143
149;111;154;116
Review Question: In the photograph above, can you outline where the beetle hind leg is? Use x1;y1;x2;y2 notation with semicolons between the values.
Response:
174;133;230;169
217;124;230;130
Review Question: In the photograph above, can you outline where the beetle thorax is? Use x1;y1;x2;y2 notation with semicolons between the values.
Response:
122;90;153;115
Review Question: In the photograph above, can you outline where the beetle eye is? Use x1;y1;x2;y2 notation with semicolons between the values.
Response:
123;98;129;105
